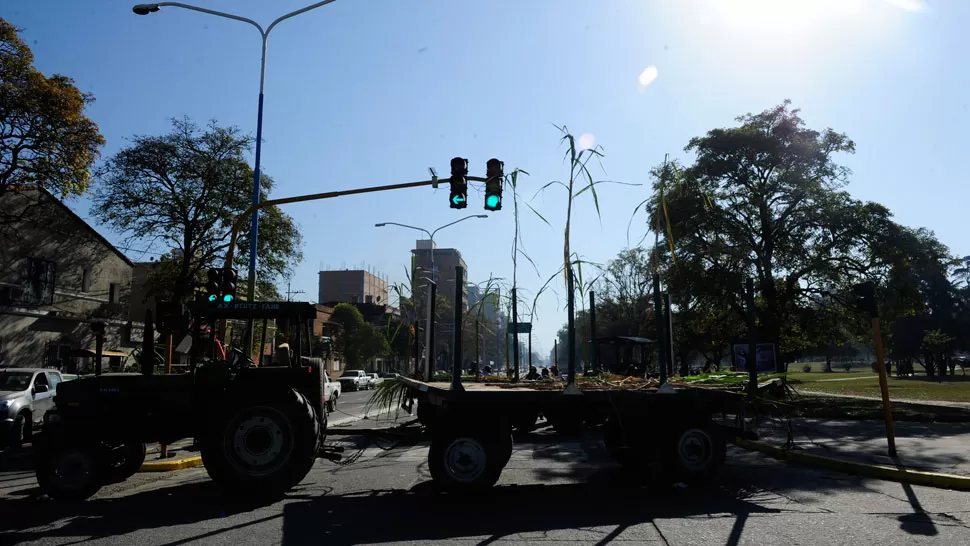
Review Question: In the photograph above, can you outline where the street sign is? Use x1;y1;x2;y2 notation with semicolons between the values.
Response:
732;342;776;373
507;322;532;334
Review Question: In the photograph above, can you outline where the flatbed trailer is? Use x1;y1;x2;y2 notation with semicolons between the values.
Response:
401;376;748;493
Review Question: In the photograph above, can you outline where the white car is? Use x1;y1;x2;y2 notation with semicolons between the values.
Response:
368;373;383;387
323;374;341;413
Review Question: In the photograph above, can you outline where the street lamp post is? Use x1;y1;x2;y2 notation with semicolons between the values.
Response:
132;1;337;303
375;215;487;380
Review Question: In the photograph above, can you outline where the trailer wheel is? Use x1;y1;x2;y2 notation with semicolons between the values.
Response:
664;424;726;484
201;389;321;498
429;426;509;493
35;443;103;501
512;410;539;433
101;442;147;485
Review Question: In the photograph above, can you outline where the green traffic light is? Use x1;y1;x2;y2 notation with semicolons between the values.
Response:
486;194;501;208
452;194;466;205
223;294;233;302
207;294;216;302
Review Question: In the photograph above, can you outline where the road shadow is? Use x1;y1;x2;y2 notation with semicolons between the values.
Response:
0;478;319;541
280;473;787;546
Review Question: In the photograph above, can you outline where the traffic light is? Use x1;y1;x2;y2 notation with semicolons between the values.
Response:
222;268;238;302
852;281;878;318
205;268;223;302
485;158;504;211
449;157;468;209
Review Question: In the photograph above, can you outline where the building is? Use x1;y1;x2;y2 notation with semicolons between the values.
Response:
411;240;468;314
318;269;388;306
0;187;137;372
467;283;501;323
128;261;158;324
411;240;468;371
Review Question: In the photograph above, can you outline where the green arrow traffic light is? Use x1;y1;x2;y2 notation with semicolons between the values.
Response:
452;194;466;206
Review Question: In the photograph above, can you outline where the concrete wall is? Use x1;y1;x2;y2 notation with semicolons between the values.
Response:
0;189;135;370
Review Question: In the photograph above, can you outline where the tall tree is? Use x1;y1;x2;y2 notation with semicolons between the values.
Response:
91;118;303;304
331;303;389;368
0;18;104;200
652;101;884;357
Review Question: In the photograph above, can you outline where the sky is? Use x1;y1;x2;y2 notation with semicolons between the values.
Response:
4;0;965;356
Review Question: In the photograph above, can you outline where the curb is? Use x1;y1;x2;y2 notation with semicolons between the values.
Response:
138;456;204;472
735;437;970;491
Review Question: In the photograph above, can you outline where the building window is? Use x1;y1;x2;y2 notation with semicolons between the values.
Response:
22;258;55;306
365;295;373;304
108;283;119;303
81;268;92;292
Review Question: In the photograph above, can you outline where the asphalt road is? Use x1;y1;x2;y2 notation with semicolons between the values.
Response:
3;420;970;545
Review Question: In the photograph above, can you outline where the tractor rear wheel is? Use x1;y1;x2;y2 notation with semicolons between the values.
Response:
201;389;321;498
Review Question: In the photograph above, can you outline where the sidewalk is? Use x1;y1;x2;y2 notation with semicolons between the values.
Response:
798;390;970;409
751;418;970;477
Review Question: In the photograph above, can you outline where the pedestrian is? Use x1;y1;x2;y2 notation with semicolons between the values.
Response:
526;366;540;380
550;364;560;378
541;367;550;379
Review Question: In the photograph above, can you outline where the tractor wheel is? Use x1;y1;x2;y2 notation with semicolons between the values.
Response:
428;418;511;494
662;423;726;485
101;442;147;485
35;441;103;501
201;389;321;498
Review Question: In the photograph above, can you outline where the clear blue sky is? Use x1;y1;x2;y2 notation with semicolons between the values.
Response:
6;0;964;355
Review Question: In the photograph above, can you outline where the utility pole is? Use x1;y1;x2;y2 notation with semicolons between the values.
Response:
285;282;305;302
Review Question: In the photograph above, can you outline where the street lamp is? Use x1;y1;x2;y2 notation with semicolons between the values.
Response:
375;214;487;379
374;214;487;281
132;1;338;303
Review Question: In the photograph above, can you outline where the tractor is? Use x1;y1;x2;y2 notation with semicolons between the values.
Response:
33;301;330;501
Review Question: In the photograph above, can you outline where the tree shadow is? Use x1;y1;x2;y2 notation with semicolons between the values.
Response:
280;474;790;546
755;419;970;474
0;478;325;541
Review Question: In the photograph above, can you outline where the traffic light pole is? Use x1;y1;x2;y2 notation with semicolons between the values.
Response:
220;175;490;343
451;265;465;392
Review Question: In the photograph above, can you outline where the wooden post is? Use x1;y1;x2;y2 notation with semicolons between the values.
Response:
165;333;173;375
745;278;758;398
872;317;897;456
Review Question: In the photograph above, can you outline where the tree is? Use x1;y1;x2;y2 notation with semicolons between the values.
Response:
331;303;389;369
0;19;104;201
650;101;885;360
91;118;303;305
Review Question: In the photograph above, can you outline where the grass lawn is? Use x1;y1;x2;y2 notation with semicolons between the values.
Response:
792;374;970;403
784;370;875;382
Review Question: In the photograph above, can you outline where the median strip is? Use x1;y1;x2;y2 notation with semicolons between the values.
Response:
139;456;204;472
735;437;970;491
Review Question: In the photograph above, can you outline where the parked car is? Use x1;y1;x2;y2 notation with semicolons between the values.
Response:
368;373;384;387
0;368;63;448
323;373;341;412
338;369;370;391
380;373;400;381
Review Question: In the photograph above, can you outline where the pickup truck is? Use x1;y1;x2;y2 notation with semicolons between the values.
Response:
323;373;341;412
338;370;370;392
1;368;63;448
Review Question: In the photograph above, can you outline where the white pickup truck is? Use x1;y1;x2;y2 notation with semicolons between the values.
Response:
338;370;371;392
323;373;341;412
